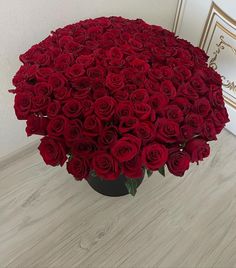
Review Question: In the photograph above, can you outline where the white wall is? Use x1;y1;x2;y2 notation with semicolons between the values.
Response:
0;0;178;158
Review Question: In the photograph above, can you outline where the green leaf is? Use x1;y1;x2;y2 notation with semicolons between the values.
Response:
125;178;138;196
90;170;97;177
147;169;153;178
158;166;165;177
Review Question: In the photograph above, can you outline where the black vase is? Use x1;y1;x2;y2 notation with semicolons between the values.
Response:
87;174;144;197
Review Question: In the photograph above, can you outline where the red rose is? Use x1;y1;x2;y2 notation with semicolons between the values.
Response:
142;143;168;170
122;154;144;179
162;105;184;123
105;73;124;91
167;151;190;176
66;64;85;79
62;99;82;118
48;72;66;88
38;137;67;166
185;113;204;134
53;87;71;100
34;82;52;96
83;115;101;136
179;125;194;142
26;115;49;136
111;134;141;162
107;47;123;62
208;85;225;108
47;100;61;118
184;139;210;163
133;103;151;120
98;126;118;148
72;138;97;158
81;99;94;116
174;97;191;114
54;53;73;71
118;116;139;133
113;90;129;102
160;80;176;100
156;118;180;143
92;151;120;180
76;54;94;67
212;108;229;134
115;101;133;119
67;157;89;180
64;120;83;145
190;75;208;95
130;88;149;103
178;82;199;101
130;58;150;72
36;67;54;81
193;97;211;117
148;92;169;112
201;119;217;141
94;96;116;121
47;115;67;137
14;93;32;119
31;95;50;113
134;122;155;145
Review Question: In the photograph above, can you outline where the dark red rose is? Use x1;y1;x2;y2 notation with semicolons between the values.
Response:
47;100;61;118
111;134;141;162
174;97;191;114
34;82;52;96
31;95;50;113
74;88;91;100
190;75;208;95
36;67;54;81
178;82;199;101
66;64;85;79
122;154;144;179
76;54;94;67
83;115;101;136
98;126;118;148
115;101;133;119
113;90;129;102
201;118;217;141
162;105;184;123
72;138;97;158
119;116;139;133
107;47;123;61
92;87;108;100
48;72;66;88
185;113;204;134
156;118;180;143
87;67;105;79
160;80;176;100
184;139;210;163
193;97;211;117
133;103;151;120
14;93;32;119
53;87;71;100
212;108;229;134
67;157;89;180
94;96;116;121
208;85;225;108
134;122;155;145
71;76;93;91
179;125;194;142
64;120;83;145
174;64;192;81
142;143;168;170
92;151;120;180
38;137;67;166
130;58;150;72
54;53;73;71
26;115;49;136
148;92;169;112
130;88;149;103
167;151;190;176
81;99;94;116
47;115;67;137
105;73;124;91
62;99;82;118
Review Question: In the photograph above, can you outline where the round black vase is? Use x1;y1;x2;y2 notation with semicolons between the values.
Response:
87;174;144;197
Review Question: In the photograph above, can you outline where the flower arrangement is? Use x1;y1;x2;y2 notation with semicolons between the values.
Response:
10;17;229;196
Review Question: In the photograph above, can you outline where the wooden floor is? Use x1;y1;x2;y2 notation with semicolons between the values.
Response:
0;130;236;268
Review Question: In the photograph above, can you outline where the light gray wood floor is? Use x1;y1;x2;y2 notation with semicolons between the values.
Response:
0;129;236;268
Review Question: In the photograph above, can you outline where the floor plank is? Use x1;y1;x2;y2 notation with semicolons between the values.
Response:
0;130;236;268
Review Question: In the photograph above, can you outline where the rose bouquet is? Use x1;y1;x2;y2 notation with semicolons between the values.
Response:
10;17;229;196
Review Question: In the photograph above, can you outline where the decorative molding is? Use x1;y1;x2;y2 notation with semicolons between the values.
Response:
199;2;236;110
172;0;186;34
